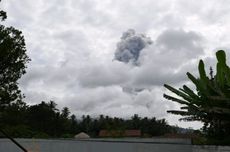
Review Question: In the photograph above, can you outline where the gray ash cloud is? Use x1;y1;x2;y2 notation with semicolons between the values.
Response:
114;29;152;65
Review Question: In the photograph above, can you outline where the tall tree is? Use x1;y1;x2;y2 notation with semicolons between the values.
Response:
164;50;230;137
0;1;30;108
0;3;30;151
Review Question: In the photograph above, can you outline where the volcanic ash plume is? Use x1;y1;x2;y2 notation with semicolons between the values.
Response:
114;29;152;65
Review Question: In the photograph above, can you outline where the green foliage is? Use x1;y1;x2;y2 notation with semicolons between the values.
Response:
2;125;33;138
0;100;175;138
33;132;50;139
61;133;74;138
0;1;30;110
164;50;230;139
193;136;230;146
205;136;230;145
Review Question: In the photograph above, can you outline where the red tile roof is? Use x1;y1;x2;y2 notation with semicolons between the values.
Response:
99;130;141;137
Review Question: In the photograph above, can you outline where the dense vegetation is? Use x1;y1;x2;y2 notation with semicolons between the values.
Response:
0;100;177;138
0;0;179;139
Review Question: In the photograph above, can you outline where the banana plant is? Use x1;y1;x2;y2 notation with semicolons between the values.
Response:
164;50;230;137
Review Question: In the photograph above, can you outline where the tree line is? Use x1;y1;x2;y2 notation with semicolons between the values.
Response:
0;0;177;139
0;100;177;138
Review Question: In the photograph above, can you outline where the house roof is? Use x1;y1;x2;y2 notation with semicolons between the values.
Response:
75;132;90;139
99;130;141;137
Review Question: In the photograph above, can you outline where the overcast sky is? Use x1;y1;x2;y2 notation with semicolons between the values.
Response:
1;0;230;129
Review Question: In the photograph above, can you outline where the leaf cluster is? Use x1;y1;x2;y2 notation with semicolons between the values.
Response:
164;50;230;138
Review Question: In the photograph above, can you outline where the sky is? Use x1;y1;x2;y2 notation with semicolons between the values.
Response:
1;0;230;129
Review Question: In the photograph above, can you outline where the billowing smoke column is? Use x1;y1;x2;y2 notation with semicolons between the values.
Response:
114;29;152;64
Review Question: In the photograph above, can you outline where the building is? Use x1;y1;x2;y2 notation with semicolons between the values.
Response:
99;130;141;137
74;132;90;139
